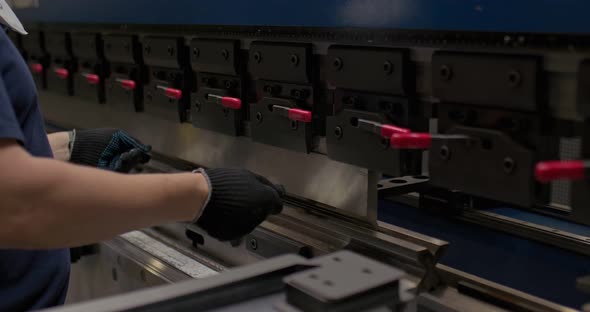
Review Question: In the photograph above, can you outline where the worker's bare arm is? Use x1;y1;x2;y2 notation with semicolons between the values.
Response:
47;131;70;161
0;139;208;249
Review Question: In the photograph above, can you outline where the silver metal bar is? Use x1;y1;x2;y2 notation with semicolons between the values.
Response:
39;91;378;223
437;264;578;312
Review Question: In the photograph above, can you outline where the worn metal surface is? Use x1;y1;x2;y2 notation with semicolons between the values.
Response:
39;91;378;222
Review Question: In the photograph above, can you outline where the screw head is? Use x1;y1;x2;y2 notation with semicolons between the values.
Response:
225;80;235;89
332;57;343;70
253;52;262;63
167;46;174;56
440;145;451;160
508;70;522;87
194;101;201;112
291;89;302;98
144;45;151;55
256;112;263;123
221;49;229;60
291;120;298;130
503;157;516;174
383;61;393;74
290;54;299;67
440;65;452;81
223;108;230;117
249;238;258;250
334;126;343;139
192;47;200;58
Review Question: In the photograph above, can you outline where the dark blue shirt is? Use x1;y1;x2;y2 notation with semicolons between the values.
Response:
0;30;70;311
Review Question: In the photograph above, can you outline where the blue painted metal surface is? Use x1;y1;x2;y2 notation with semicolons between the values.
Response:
13;0;590;34
379;200;590;308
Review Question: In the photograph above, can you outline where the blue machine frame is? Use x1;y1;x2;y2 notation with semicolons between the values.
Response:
15;0;590;34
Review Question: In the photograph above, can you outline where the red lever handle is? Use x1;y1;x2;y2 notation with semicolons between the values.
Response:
30;63;43;73
54;68;69;79
116;78;136;90
208;94;242;109
157;86;182;100
380;124;411;137
390;133;432;149
83;73;100;85
535;160;586;183
288;108;312;123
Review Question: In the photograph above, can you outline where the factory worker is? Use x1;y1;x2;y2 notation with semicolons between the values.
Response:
0;3;284;310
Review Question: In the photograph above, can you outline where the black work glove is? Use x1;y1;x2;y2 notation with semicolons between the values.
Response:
70;128;151;173
194;168;285;241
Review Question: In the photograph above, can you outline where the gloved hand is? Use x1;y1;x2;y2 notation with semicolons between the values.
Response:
194;168;285;241
69;128;151;173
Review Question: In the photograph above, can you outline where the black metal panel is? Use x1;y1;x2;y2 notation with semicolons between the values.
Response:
143;66;189;122
245;228;311;258
327;46;409;95
45;32;71;58
429;126;536;207
74;60;106;103
191;75;243;136
577;60;590;118
105;63;143;112
250;97;313;153
432;52;542;111
104;34;141;64
326;109;405;175
142;36;185;69
22;30;44;55
71;33;102;59
47;60;76;96
190;38;239;76
249;42;311;84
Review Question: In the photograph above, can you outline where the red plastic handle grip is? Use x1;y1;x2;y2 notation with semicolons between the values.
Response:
220;96;242;109
158;87;182;100
287;108;312;123
390;133;432;149
30;63;43;73
118;79;136;90
380;124;411;137
84;73;100;85
535;160;585;183
54;68;69;79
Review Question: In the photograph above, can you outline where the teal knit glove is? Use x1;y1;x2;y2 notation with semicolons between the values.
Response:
70;129;151;173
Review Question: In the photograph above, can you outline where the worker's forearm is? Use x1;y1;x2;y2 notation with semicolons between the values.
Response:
47;131;70;161
0;154;207;249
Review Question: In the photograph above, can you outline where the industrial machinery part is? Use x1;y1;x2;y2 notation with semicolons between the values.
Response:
9;1;590;311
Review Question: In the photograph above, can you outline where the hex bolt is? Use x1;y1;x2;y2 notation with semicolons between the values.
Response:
253;52;262;63
334;126;343;139
290;54;299;67
503;157;516;174
292;89;302;98
256;112;263;123
332;57;343;70
440;145;451;160
440;65;452;81
508;70;522;87
249;238;258;250
221;49;229;60
383;61;393;74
